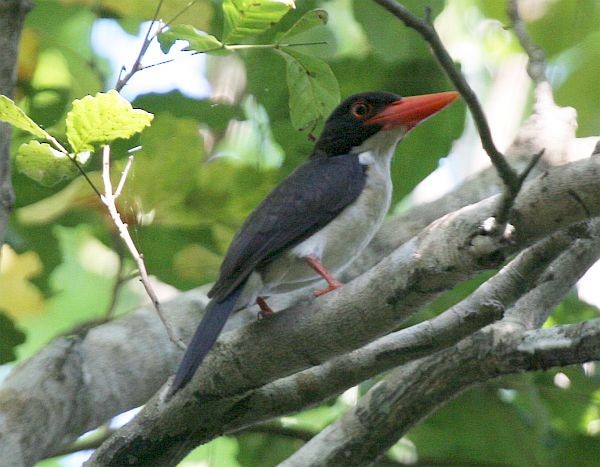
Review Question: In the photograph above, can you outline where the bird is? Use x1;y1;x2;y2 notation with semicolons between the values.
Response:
169;90;459;395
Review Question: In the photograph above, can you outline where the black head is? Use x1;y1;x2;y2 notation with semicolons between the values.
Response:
312;91;459;158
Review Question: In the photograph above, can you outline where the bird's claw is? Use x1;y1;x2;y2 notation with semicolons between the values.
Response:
313;280;343;297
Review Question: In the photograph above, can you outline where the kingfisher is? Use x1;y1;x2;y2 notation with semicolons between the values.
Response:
170;90;459;395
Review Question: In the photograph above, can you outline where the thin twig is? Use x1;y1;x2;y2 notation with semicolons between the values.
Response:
163;0;198;28
44;132;103;198
371;0;543;234
139;40;329;71
100;145;185;349
494;148;545;227
372;0;518;188
115;0;165;92
104;239;126;320
114;155;134;198
507;0;548;84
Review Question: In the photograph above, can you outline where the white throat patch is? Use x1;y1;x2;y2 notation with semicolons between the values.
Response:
353;126;406;165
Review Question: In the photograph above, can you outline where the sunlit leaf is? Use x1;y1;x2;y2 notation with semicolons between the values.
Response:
0;245;44;319
277;9;328;43
158;25;223;54
16;141;87;187
0;95;53;140
222;0;295;44
65;90;153;153
277;48;339;131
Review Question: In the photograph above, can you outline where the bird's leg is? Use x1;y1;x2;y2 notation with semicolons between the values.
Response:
304;255;343;297
256;296;274;318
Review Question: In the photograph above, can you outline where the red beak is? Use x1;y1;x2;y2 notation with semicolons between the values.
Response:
366;91;459;130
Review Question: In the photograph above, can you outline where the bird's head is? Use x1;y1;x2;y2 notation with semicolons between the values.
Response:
313;91;459;158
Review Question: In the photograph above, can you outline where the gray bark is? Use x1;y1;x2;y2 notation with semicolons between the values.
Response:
0;0;31;244
281;222;600;466
1;75;599;465
86;151;600;465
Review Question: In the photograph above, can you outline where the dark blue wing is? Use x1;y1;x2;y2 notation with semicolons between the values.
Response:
208;154;366;302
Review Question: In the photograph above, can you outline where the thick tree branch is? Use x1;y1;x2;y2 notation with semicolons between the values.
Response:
3;155;599;465
2;71;597;465
282;227;600;466
0;0;31;245
86;150;600;465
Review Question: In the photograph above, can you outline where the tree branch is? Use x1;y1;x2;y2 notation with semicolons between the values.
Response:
3;154;599;465
85;150;600;465
100;145;185;349
0;0;31;245
372;0;517;189
281;226;600;466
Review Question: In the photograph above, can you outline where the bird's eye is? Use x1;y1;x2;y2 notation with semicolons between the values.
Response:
351;101;371;119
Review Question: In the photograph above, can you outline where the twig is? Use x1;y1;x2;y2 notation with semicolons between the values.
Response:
372;0;518;188
494;148;544;227
163;0;198;28
115;0;165;92
114;154;134;198
139;40;329;72
507;0;548;84
104;240;126;321
371;0;542;235
100;145;185;350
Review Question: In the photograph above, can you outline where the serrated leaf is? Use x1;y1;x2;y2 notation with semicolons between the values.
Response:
277;48;339;131
158;25;223;54
66;90;153;153
16;141;81;187
222;0;295;44
0;95;53;140
278;9;328;43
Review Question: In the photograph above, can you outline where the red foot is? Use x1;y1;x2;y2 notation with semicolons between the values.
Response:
313;280;343;297
304;255;344;298
256;296;274;318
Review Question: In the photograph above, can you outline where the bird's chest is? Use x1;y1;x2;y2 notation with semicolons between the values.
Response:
303;161;392;264
262;154;392;292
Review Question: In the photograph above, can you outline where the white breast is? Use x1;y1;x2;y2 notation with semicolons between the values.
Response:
257;129;401;297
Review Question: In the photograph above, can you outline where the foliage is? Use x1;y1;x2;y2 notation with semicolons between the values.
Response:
3;0;600;465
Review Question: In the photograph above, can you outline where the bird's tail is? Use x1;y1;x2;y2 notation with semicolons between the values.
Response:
169;283;244;396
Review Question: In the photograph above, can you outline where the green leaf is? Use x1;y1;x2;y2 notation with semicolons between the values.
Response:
222;0;295;44
0;95;53;140
277;9;328;43
277;48;340;131
16;141;84;187
65;90;153;153
158;25;223;54
0;311;26;364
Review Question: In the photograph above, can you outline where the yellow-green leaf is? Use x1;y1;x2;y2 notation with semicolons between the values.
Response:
0;95;53;140
16;141;82;187
65;90;153;153
277;49;339;131
222;0;295;44
158;25;223;53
